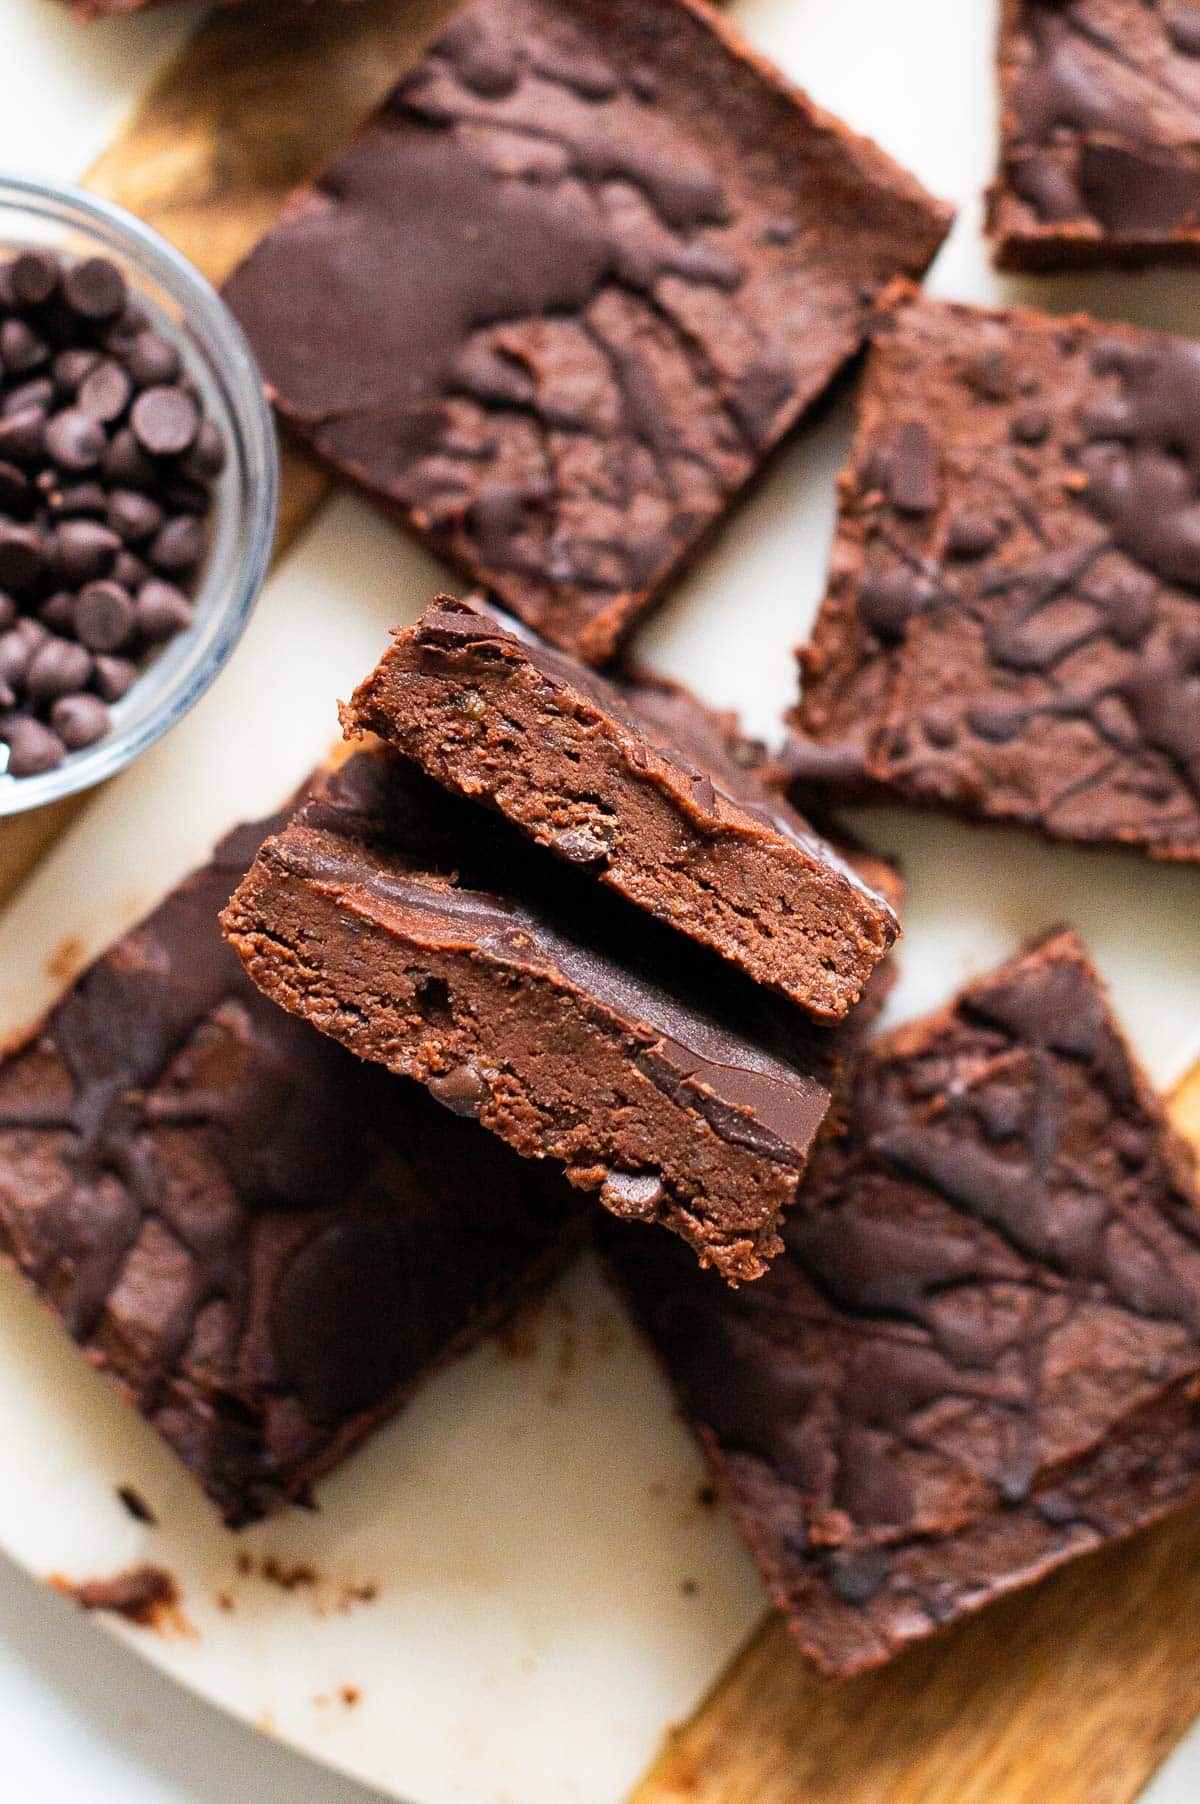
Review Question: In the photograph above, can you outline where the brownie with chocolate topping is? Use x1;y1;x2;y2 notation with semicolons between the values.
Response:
222;750;889;1284
989;0;1200;270
344;597;898;1021
222;0;951;663
0;806;581;1526
785;287;1200;860
606;932;1200;1678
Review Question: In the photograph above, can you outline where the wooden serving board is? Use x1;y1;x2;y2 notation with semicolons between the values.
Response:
4;4;1199;1801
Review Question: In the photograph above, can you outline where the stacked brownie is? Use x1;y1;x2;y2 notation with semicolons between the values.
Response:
223;615;901;1283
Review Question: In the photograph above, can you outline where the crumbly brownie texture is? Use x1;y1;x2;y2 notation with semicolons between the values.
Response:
222;751;885;1284
606;932;1200;1679
222;0;951;663
785;288;1200;860
344;597;898;1021
0;810;580;1526
989;0;1200;270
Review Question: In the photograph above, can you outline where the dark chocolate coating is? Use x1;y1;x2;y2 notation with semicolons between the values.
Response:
787;287;1200;860
222;0;950;662
606;932;1200;1678
0;804;582;1525
344;597;897;1021
989;0;1200;271
223;751;887;1284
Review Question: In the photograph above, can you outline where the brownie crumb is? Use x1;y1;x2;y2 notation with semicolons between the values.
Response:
339;1685;361;1708
52;1563;180;1631
260;1557;318;1592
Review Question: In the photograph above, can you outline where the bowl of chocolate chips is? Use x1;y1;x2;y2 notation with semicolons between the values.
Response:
0;175;277;812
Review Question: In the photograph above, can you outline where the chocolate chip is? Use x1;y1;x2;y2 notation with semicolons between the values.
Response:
62;256;127;322
136;579;193;643
0;524;45;591
0;317;50;376
125;331;182;389
48;480;107;518
0;463;30;513
93;654;137;702
52;349;101;396
945;511;999;559
50;692;110;750
0;408;46;466
131;386;199;458
181;418;226;481
111;551;149;591
14;617;48;653
38;591;76;633
25;637;92;701
0;629;29;689
102;428;156;489
107;489;162;544
4;716;65;775
162;476;212;517
78;360;133;425
75;582;135;652
148;515;205;574
53;520;121;585
888;420;937;514
3;379;53;419
1010;407;1050;446
44;410;106;473
9;251;59;309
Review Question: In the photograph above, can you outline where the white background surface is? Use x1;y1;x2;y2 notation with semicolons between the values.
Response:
0;2;1197;1801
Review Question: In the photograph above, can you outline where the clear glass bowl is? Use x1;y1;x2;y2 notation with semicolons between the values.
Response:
0;174;278;817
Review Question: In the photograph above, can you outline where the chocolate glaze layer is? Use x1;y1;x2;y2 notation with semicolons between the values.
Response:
990;0;1200;270
788;287;1200;860
345;596;898;1019
0;802;581;1525
223;0;950;662
224;751;889;1283
606;931;1200;1678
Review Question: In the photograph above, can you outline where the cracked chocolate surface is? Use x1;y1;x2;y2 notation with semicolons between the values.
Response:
222;0;950;662
344;597;898;1020
786;288;1200;859
990;0;1200;269
222;750;889;1284
606;932;1200;1678
0;806;580;1525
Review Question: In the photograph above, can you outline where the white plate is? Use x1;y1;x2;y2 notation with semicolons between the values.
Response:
0;4;1197;1803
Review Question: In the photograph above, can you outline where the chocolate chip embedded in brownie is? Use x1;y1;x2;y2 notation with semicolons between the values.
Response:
344;597;898;1021
222;750;887;1284
222;0;951;663
784;287;1200;860
989;0;1200;271
0;805;582;1526
605;931;1200;1679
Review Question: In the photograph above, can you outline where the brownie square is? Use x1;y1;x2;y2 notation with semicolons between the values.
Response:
344;597;898;1020
606;932;1200;1679
0;806;581;1525
222;749;893;1284
222;0;951;662
785;287;1200;860
989;0;1200;271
